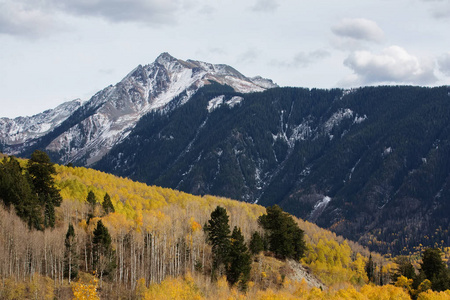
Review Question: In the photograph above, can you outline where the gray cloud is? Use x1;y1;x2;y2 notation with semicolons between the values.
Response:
420;0;450;19
54;0;181;25
344;46;437;85
0;1;56;37
0;0;187;37
251;0;279;12
237;49;261;64
438;52;450;76
332;18;384;43
271;49;330;68
293;50;330;67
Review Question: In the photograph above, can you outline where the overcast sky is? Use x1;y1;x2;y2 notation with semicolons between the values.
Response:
1;0;450;118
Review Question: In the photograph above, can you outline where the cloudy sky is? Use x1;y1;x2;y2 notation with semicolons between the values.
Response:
1;0;450;118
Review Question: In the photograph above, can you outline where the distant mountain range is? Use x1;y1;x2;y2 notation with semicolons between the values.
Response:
2;53;450;254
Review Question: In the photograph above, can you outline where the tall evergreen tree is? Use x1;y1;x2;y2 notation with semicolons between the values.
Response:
226;226;251;291
64;223;79;282
102;193;115;215
249;231;265;255
86;191;97;206
204;206;231;279
0;156;41;229
86;190;97;222
420;248;450;291
365;254;375;283
92;220;115;279
258;205;306;260
26;150;62;228
27;150;62;207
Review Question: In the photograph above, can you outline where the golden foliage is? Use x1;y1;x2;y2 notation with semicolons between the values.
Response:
71;275;100;300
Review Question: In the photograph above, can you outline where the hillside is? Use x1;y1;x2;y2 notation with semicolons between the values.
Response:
94;84;450;254
0;155;394;298
2;155;450;299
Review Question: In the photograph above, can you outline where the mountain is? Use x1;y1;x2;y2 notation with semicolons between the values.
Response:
94;84;450;254
2;53;450;254
0;52;276;165
0;99;82;153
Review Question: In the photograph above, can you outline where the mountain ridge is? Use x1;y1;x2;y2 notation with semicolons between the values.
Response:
0;53;277;165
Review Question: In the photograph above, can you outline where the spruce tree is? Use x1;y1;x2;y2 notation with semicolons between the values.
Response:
258;205;306;260
102;193;115;214
86;191;97;206
92;220;115;278
0;156;41;229
27;150;62;207
204;206;231;279
420;248;450;291
226;226;251;291
249;231;264;255
26;150;62;228
365;254;375;283
64;223;79;282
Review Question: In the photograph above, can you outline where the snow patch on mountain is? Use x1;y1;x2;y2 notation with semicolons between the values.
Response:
324;108;354;133
207;96;244;112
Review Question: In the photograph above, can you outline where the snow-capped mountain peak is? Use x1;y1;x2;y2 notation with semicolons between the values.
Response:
1;53;277;166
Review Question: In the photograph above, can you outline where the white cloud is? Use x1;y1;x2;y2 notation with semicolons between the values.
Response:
343;46;437;85
438;52;450;76
332;18;384;43
251;0;279;12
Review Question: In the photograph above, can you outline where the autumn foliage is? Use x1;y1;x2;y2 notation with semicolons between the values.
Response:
1;156;450;299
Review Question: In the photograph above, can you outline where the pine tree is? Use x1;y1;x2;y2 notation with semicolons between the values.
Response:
226;226;251;291
365;254;375;283
249;231;264;255
86;191;97;222
420;248;450;291
26;150;62;228
64;223;79;282
43;194;55;228
0;156;41;229
102;193;115;215
204;206;231;279
92;220;116;280
27;150;62;207
87;191;97;206
258;205;306;260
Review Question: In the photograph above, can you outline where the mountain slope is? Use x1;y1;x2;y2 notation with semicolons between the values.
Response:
95;84;450;254
1;53;276;165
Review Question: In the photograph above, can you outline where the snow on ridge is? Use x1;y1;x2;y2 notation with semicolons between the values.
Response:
226;96;244;108
0;99;82;146
207;96;225;112
207;96;245;112
324;108;354;133
309;196;332;222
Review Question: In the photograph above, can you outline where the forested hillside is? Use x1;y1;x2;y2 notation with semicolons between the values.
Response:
95;84;450;254
1;153;450;299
